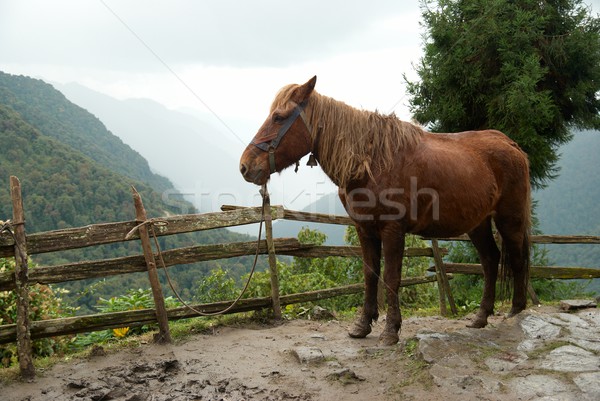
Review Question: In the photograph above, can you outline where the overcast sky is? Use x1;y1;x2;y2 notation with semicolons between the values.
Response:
2;0;599;212
0;1;422;125
0;0;430;210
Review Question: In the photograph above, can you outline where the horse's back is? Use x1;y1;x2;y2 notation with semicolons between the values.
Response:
425;129;528;182
402;129;529;236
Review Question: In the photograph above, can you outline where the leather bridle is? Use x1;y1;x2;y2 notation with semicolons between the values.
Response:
250;99;312;174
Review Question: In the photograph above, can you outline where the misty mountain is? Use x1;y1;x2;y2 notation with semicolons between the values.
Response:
0;72;172;193
0;71;258;312
273;192;348;245
533;130;600;269
56;82;254;213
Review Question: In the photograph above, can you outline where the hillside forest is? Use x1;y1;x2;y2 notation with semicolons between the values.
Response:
0;71;260;314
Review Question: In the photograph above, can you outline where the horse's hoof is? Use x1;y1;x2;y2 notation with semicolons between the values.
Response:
507;307;525;318
466;319;487;329
348;321;371;338
378;331;399;346
466;312;488;328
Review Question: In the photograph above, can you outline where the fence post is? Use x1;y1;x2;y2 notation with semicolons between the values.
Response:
261;185;282;319
131;187;172;344
431;239;457;316
10;176;35;380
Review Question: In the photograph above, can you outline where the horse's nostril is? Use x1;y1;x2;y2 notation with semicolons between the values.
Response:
240;163;248;176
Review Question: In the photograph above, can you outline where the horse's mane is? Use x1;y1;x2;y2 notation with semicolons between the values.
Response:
271;84;425;187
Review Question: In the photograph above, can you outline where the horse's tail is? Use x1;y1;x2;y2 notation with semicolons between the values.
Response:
500;159;532;300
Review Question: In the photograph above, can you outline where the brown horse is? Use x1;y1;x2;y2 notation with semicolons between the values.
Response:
239;76;531;345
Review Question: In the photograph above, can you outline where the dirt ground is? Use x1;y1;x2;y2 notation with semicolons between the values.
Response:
1;307;597;401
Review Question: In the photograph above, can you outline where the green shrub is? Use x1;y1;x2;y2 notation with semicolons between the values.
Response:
0;258;76;362
194;266;238;303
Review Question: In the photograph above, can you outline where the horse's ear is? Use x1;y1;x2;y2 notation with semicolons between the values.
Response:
293;75;317;103
305;75;317;91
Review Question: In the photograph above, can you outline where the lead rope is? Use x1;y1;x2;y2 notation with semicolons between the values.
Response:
135;186;268;317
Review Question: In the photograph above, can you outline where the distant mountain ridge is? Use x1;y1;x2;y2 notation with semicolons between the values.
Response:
0;71;259;244
0;73;178;236
533;130;600;269
273;192;348;245
0;70;256;313
56;82;251;212
0;72;172;192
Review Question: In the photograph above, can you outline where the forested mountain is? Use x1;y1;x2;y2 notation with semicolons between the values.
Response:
0;71;258;313
273;192;347;245
55;82;252;212
533;130;600;269
0;72;171;192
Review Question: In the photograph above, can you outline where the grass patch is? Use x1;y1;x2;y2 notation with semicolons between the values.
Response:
525;340;572;360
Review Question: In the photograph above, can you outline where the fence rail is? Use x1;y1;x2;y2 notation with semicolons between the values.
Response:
2;176;600;379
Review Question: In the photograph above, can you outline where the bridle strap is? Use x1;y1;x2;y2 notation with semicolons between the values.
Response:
250;99;311;174
251;100;308;150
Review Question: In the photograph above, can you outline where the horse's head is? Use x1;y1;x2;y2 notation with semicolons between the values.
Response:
239;76;317;185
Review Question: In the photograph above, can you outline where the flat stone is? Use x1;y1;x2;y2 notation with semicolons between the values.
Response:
568;337;600;353
416;332;452;363
540;345;600;372
573;371;600;399
411;309;600;400
518;339;544;352
309;334;326;340
552;312;591;328
291;347;325;364
578;309;600;326
520;314;561;340
560;299;597;311
510;374;574;400
484;351;527;372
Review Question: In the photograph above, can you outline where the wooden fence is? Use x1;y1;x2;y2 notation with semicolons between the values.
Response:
2;176;600;379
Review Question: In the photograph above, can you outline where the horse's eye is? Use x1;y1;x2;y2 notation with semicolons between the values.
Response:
272;113;286;123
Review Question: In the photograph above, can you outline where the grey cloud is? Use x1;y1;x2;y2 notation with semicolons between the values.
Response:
1;0;409;70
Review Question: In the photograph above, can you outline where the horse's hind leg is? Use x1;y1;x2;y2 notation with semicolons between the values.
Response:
467;216;501;328
495;217;530;317
348;224;382;339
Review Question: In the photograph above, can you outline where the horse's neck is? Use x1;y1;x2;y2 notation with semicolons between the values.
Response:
311;97;369;188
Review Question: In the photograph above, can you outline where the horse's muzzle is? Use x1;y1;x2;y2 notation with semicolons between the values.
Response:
240;162;267;185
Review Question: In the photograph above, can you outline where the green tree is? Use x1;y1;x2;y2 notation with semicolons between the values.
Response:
406;0;600;188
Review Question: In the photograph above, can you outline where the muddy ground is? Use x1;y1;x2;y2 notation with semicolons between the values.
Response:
2;305;600;401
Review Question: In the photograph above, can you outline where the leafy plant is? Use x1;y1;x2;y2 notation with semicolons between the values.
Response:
72;288;180;347
194;266;238;303
0;258;76;362
96;288;155;313
238;227;363;317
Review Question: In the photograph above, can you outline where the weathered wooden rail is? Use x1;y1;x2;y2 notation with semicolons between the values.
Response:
2;176;600;379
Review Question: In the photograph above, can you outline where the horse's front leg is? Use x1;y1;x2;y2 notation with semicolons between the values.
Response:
379;231;405;346
348;225;381;339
